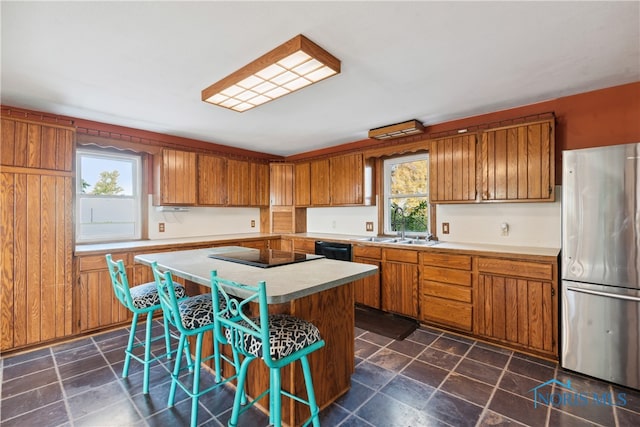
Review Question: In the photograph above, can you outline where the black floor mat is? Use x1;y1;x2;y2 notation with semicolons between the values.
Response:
355;306;419;341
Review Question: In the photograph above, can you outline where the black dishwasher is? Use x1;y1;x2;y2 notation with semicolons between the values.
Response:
314;241;352;261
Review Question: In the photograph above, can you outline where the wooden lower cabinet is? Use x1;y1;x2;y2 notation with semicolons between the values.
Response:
419;252;472;331
76;253;134;332
474;256;557;358
353;244;382;309
381;249;419;318
1;171;74;352
291;238;316;254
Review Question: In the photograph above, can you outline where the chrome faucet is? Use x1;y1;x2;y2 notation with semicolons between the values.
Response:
393;206;406;240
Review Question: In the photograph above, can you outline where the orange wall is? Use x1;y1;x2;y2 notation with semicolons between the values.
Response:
4;82;639;172
424;81;639;151
294;82;640;184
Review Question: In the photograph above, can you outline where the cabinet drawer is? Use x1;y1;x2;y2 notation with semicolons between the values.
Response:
79;254;129;272
293;239;316;254
384;248;418;264
478;257;553;281
353;245;382;259
422;266;471;287
422;252;471;270
420;295;472;331
423;281;471;302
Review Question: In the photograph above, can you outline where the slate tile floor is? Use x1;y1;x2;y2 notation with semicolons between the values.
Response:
2;322;639;426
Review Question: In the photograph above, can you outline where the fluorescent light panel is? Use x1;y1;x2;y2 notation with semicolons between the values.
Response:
368;120;426;140
202;35;341;112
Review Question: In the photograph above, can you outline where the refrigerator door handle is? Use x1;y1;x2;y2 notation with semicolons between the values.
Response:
566;286;640;302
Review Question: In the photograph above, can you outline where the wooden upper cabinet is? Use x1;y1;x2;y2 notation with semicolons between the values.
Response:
249;162;269;207
198;154;227;205
430;134;477;203
227;159;250;206
199;156;268;207
155;149;197;205
294;162;311;206
330;153;364;205
1;117;74;172
270;163;294;206
295;159;330;206
480;119;555;202
311;159;331;205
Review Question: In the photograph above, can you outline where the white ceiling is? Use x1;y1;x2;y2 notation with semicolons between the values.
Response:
2;1;639;156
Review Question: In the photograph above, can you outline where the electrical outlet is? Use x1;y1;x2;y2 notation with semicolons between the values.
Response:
442;222;450;234
501;222;509;236
251;220;255;228
365;221;374;232
158;222;165;232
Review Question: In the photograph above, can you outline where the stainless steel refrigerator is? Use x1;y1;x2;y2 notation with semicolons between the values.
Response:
561;142;640;390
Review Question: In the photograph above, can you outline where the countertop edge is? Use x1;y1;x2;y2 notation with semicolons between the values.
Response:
75;233;280;255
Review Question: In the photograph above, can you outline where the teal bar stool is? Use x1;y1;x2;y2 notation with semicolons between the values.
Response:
105;254;191;394
211;270;325;427
151;262;241;427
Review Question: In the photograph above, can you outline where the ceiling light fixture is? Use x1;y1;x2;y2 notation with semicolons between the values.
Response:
201;34;341;112
368;119;425;140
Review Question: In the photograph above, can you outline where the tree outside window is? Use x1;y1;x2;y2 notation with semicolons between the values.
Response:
384;153;430;236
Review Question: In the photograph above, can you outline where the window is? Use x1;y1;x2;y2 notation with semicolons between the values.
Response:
383;153;430;236
76;148;142;242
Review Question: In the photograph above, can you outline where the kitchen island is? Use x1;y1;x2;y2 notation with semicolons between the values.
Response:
135;246;377;426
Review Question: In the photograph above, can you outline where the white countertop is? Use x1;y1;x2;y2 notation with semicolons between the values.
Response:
75;233;279;254
75;231;560;258
289;232;561;257
135;246;378;304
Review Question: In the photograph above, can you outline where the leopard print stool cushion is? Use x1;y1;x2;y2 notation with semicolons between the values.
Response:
228;314;322;360
130;282;187;309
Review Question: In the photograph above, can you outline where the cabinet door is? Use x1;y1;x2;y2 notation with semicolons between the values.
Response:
158;149;197;205
475;274;556;356
353;257;381;309
270;163;294;206
227;159;250;206
294;162;311;206
480;119;554;201
382;261;418;318
311;159;330;205
330;153;364;205
429;134;476;203
198;154;227;205
77;269;131;332
1;172;73;351
1;118;74;172
249;162;269;207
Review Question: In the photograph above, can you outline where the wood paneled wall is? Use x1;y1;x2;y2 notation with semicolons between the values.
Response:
1;116;75;352
1;171;73;350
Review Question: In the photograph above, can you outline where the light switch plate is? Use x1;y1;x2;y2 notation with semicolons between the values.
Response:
365;222;374;232
442;222;450;234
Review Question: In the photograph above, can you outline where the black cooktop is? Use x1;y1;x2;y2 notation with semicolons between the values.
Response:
208;249;324;268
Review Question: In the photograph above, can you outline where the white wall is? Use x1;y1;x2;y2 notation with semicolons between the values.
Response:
306;186;562;248
306;206;379;235
147;196;261;239
435;186;561;248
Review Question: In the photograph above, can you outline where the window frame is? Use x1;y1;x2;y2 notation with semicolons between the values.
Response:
382;152;431;237
75;147;143;243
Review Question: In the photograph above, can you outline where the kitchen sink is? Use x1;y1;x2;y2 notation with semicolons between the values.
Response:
401;239;439;246
355;236;396;242
355;237;439;246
